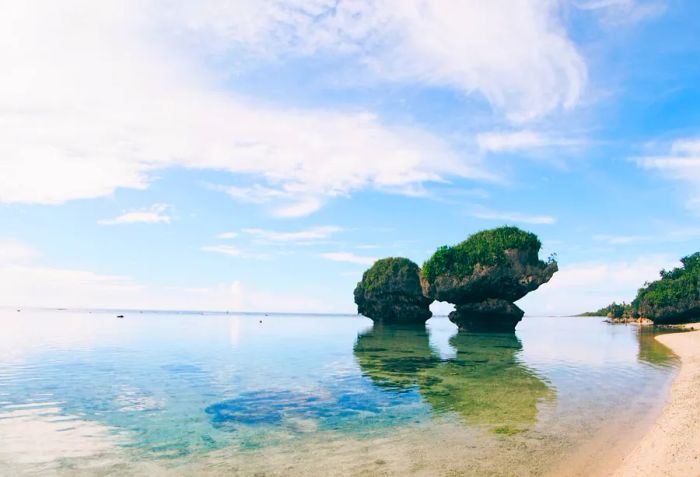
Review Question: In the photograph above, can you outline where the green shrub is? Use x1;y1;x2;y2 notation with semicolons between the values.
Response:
634;252;700;310
578;302;635;318
358;257;422;293
422;227;546;283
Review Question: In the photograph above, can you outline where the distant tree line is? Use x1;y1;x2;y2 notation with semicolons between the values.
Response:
579;252;700;324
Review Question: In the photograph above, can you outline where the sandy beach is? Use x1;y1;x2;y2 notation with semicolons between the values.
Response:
613;327;700;477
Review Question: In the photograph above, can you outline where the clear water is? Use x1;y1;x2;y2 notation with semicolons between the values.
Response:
0;310;678;476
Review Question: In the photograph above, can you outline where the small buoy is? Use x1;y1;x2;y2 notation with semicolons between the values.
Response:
259;320;262;324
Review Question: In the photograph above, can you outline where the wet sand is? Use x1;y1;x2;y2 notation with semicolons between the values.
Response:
613;327;700;477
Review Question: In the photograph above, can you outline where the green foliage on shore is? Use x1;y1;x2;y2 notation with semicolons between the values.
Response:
422;226;548;283
635;252;700;309
580;252;700;323
633;252;700;323
577;302;634;318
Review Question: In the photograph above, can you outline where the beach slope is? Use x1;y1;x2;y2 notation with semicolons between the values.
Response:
614;329;700;477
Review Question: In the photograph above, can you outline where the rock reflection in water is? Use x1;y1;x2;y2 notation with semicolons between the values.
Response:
354;324;554;433
353;324;442;391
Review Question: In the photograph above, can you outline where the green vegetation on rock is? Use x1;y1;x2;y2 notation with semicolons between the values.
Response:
357;257;423;293
420;226;557;332
352;227;557;331
422;226;547;283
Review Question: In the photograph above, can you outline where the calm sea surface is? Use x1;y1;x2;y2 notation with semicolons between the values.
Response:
0;309;679;476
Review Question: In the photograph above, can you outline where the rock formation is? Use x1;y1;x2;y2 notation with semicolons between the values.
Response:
422;227;557;332
354;257;433;323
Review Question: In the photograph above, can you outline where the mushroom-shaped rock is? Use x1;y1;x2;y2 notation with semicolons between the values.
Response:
422;227;557;332
354;257;433;323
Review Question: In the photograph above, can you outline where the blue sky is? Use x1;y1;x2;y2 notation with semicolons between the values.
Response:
1;0;699;314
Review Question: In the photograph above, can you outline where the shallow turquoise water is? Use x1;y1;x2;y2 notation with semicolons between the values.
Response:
0;310;678;475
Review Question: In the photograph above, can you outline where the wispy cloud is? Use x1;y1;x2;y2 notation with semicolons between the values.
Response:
476;130;579;153
635;138;700;211
575;0;666;25
594;226;700;245
200;245;241;257
593;234;651;245
0;2;497;215
200;244;272;261
518;254;678;315
204;227;343;260
222;186;324;218
0;1;586;214
0;261;330;312
178;1;585;121
320;252;377;266
0;240;37;263
98;204;172;226
243;226;342;243
470;210;557;225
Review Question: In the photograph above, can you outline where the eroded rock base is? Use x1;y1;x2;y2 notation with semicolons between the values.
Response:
362;300;432;324
448;299;524;333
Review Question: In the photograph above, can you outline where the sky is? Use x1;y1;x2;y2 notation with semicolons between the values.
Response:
1;0;699;315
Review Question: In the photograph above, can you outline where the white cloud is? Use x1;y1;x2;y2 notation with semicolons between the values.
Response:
243;226;342;242
158;281;332;313
476;130;577;153
0;264;143;309
0;264;330;312
220;187;325;218
575;0;666;24
216;232;238;239
320;252;377;266
635;138;700;211
593;226;700;245
200;244;272;260
517;254;679;315
0;0;499;215
178;0;586;120
0;240;37;263
0;244;330;312
273;198;324;218
223;185;286;204
98;204;172;225
200;245;242;257
593;234;651;245
470;210;558;225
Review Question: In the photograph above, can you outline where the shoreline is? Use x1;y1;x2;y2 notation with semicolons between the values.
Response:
612;326;700;476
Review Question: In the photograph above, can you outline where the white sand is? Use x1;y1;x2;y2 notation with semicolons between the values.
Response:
613;328;700;477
